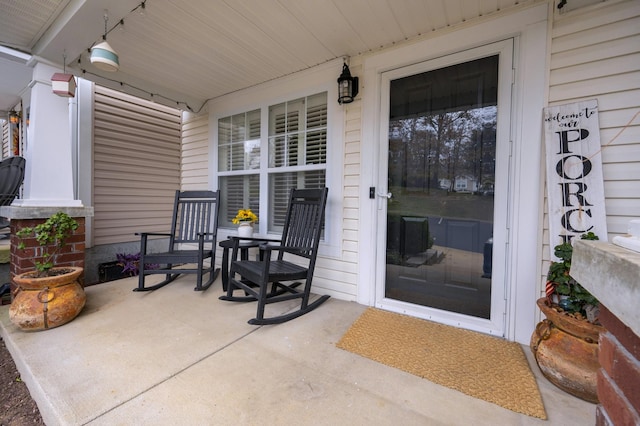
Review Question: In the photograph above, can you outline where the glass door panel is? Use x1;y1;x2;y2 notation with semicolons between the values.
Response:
384;54;500;320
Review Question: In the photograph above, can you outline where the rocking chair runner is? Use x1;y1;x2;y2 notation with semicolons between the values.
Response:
220;187;330;325
135;190;221;292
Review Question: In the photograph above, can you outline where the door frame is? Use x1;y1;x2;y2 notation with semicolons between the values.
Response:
374;40;513;337
358;3;549;344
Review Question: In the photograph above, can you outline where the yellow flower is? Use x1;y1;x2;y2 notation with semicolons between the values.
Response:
232;208;258;224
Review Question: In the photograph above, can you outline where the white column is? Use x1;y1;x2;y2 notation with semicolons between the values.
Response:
14;61;82;207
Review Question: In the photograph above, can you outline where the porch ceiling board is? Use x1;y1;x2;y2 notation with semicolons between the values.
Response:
221;1;337;66
0;0;70;50
332;0;409;52
0;0;533;112
382;1;434;36
276;0;368;58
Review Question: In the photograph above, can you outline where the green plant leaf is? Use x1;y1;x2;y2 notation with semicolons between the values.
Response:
15;212;79;276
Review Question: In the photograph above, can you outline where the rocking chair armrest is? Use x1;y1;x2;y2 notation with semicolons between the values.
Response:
196;231;216;242
136;232;172;256
136;232;172;246
228;236;282;261
261;245;311;257
229;236;281;244
199;231;217;236
136;232;173;238
229;236;281;251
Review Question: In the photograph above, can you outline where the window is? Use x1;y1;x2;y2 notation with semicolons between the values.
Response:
218;93;327;234
218;110;261;227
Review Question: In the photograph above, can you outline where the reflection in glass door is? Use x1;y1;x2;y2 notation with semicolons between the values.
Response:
384;54;503;321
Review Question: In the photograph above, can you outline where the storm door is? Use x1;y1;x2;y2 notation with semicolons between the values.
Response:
375;41;513;335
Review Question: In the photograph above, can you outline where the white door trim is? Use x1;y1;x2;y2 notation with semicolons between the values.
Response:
374;40;513;337
358;3;549;343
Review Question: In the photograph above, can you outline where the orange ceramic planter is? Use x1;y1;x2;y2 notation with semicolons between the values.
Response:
531;297;604;403
9;267;86;331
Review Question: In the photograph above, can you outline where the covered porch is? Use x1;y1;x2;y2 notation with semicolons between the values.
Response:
1;273;594;425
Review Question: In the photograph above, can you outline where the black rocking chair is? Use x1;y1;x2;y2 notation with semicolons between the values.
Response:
135;190;221;292
0;156;26;230
220;187;330;325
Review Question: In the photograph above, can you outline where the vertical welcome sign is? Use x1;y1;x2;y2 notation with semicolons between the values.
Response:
543;99;608;258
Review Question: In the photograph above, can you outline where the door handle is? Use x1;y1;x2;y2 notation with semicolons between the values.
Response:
376;191;391;210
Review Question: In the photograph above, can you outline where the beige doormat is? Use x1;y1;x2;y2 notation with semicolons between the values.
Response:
337;308;547;419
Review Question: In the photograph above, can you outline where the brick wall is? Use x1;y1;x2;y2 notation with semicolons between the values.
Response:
9;217;86;289
596;305;640;426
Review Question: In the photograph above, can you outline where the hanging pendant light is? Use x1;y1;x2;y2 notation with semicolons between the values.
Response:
91;11;119;72
91;41;119;71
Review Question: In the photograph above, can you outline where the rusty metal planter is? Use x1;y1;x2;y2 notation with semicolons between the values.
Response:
530;297;604;403
9;267;86;331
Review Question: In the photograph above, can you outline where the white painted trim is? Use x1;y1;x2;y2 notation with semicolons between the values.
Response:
76;78;94;246
373;39;513;338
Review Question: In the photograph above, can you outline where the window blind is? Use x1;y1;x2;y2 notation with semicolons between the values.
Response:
218;92;327;233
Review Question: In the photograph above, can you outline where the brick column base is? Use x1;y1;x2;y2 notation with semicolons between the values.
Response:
9;217;86;294
596;305;640;426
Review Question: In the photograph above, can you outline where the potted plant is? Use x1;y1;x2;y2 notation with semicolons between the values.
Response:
232;208;258;238
530;231;604;403
9;212;86;331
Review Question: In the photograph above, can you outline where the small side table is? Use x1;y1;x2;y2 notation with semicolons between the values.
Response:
219;238;265;291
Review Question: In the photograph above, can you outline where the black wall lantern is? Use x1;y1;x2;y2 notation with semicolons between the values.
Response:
337;62;359;104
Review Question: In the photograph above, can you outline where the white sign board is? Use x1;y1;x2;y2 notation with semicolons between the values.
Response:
543;99;608;258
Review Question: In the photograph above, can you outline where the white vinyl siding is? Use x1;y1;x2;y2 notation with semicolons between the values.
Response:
541;0;640;289
93;85;181;245
181;112;210;190
336;74;363;298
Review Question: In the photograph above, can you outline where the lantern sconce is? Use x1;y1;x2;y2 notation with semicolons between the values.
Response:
51;73;77;97
337;62;359;105
8;110;21;125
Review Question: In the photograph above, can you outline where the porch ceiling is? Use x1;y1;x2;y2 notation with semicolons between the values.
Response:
0;0;534;112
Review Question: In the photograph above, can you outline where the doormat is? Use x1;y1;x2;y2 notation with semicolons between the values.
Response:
336;308;547;419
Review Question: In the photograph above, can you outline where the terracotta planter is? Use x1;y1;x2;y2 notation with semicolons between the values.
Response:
530;297;604;403
9;267;86;331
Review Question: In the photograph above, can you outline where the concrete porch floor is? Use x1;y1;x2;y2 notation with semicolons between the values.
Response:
0;274;596;425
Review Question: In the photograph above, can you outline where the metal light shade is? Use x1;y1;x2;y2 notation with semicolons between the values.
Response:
91;41;119;72
337;63;359;104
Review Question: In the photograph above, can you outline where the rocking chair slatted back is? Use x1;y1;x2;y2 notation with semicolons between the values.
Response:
0;156;26;207
280;190;326;260
0;156;26;229
135;189;221;292
172;193;218;245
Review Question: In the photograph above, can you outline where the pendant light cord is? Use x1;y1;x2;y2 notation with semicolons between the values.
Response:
103;13;108;41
